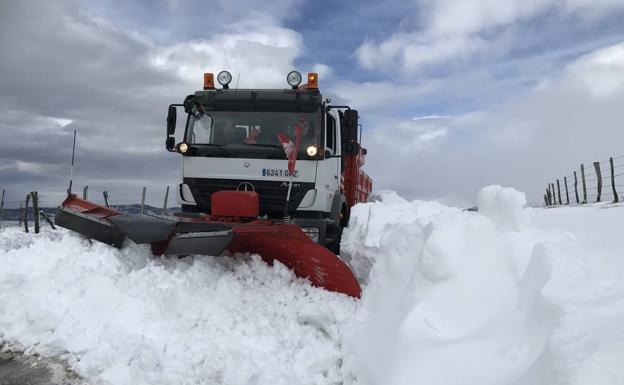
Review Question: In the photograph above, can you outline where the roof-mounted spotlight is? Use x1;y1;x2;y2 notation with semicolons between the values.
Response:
217;71;232;89
287;71;302;89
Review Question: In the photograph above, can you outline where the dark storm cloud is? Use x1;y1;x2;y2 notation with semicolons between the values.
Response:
0;1;192;207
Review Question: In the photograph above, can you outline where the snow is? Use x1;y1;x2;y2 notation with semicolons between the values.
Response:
2;186;624;385
0;229;356;385
342;186;556;385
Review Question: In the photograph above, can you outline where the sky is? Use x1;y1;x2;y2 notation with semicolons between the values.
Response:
1;0;624;208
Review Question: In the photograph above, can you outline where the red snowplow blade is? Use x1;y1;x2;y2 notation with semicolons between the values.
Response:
55;194;361;297
228;225;361;297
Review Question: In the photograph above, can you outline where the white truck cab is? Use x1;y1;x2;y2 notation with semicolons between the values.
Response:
166;71;369;251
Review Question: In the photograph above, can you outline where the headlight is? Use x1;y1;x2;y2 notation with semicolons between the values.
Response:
217;71;232;87
178;142;189;153
306;145;318;157
287;71;302;87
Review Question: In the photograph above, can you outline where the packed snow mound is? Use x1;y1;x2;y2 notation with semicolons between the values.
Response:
0;228;356;385
342;185;558;385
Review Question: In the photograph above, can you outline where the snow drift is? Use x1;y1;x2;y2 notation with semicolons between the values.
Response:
341;186;558;385
2;185;624;385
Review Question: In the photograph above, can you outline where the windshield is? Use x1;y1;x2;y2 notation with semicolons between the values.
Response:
186;110;321;151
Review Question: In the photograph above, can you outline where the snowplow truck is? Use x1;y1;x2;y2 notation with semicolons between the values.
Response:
170;71;372;252
55;71;370;297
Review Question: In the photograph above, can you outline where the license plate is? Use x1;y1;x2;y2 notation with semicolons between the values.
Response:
262;168;298;177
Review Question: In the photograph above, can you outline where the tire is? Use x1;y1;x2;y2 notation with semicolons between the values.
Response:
325;204;349;255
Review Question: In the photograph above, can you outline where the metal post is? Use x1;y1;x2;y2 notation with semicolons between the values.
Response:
141;187;146;215
564;176;570;205
594;161;602;202
556;179;562;205
163;186;169;214
103;191;110;207
82;185;88;200
68;129;77;194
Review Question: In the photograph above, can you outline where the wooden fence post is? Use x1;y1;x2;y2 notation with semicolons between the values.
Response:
546;187;552;206
594;161;602;202
141;186;146;215
103;191;110;208
0;189;4;228
83;185;88;200
581;164;587;204
550;182;557;206
556;179;562;205
24;194;30;233
610;157;619;203
30;191;40;234
564;176;570;205
543;194;548;207
40;211;56;230
163;185;169;214
573;171;580;204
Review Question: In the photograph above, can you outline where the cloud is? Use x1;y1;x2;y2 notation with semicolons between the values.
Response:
149;26;303;88
562;42;624;98
0;1;304;207
359;42;624;206
355;0;624;74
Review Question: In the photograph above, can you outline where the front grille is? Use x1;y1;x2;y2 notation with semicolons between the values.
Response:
184;178;315;217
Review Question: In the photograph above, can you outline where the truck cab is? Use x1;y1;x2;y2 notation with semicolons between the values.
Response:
165;71;372;252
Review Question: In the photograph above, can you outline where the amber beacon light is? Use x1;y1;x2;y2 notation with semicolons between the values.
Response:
307;72;318;88
203;73;215;90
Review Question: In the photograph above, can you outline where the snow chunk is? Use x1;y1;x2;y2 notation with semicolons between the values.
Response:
478;185;528;231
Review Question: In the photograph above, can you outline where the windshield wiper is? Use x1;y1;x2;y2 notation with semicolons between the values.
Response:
197;144;231;156
242;143;282;148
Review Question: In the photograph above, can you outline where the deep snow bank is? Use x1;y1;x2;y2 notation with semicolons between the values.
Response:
530;205;624;385
342;186;558;385
0;228;356;385
2;187;624;385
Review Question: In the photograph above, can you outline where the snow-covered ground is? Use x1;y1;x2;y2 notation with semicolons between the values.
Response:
1;186;623;385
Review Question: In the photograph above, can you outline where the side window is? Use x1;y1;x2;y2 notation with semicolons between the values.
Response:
326;114;336;153
188;114;213;144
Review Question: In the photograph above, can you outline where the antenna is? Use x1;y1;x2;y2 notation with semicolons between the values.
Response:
67;129;77;195
235;73;240;91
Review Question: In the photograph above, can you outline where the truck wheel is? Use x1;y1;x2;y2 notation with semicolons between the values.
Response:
326;205;349;255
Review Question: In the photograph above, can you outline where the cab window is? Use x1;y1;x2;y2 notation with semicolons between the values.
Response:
326;114;336;154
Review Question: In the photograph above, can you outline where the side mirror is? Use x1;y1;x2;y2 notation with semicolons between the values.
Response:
342;142;360;155
343;109;358;142
166;137;176;151
167;105;177;136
